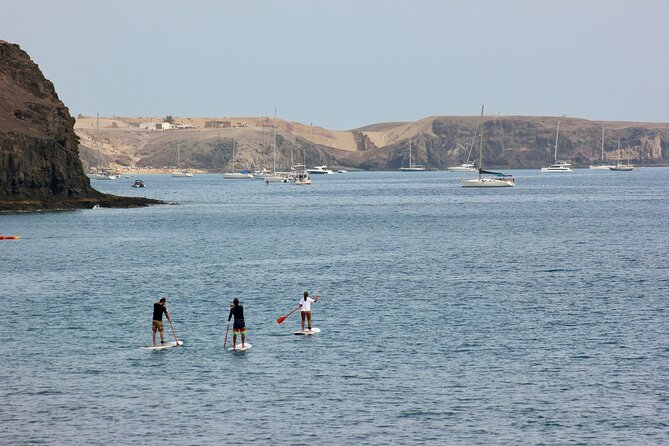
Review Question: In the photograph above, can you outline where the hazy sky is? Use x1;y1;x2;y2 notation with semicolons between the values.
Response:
2;0;668;130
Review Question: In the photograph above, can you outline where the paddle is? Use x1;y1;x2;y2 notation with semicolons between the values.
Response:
277;306;300;324
223;319;231;348
168;317;180;346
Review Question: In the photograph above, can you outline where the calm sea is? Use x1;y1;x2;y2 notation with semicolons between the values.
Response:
1;169;668;445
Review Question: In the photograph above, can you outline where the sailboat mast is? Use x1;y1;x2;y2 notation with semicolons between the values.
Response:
96;113;101;171
272;109;277;173
554;121;560;163
479;105;484;179
409;137;412;169
600;127;605;163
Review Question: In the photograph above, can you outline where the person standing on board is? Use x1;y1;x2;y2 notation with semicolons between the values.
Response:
152;297;172;346
299;291;319;332
228;298;246;349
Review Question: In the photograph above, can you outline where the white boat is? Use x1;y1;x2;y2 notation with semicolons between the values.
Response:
88;114;118;180
337;169;348;173
224;137;253;179
290;163;312;185
262;113;292;184
541;161;573;173
589;128;614;170
252;168;271;180
172;141;193;177
223;171;253;179
88;172;117;180
399;137;426;171
541;121;573;172
307;165;334;174
448;162;476;172
264;173;290;183
460;106;515;188
609;138;633;171
449;120;479;172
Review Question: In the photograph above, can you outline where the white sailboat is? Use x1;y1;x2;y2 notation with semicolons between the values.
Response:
589;127;614;170
224;137;253;179
88;113;118;180
541;121;572;172
264;112;291;183
172;140;193;177
448;120;479;172
609;138;633;171
460;106;515;187
399;137;426;171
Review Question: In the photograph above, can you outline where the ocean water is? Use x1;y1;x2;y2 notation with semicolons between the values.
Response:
1;169;668;445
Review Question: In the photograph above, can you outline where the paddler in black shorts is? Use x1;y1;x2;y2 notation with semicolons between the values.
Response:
228;298;246;349
152;297;172;346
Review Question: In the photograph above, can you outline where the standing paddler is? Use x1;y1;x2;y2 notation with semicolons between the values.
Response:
298;291;319;332
228;298;246;349
151;297;172;346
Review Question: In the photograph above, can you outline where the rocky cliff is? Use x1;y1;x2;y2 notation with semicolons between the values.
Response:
0;41;161;210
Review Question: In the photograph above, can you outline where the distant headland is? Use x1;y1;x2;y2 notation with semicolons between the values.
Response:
75;114;668;174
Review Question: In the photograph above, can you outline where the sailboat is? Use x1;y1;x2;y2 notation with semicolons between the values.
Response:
264;111;290;183
541;121;572;172
460;106;515;188
589;128;614;170
448;119;479;172
172;140;193;177
399;137;426;171
223;137;253;179
88;113;118;180
609;138;633;171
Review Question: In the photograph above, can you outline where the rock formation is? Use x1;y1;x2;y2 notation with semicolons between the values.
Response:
0;41;161;210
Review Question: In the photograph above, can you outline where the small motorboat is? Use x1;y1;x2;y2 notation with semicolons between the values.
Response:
132;179;145;188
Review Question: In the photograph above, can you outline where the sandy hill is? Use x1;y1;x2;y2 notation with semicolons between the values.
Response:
74;114;669;172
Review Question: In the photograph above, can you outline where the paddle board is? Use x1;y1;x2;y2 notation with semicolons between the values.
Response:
142;340;183;350
294;327;321;336
228;343;252;351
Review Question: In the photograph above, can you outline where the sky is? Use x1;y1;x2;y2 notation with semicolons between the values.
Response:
2;0;668;130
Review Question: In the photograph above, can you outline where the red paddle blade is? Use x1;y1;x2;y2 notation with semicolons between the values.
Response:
277;316;286;324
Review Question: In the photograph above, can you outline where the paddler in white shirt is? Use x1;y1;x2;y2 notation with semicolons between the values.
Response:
299;291;319;332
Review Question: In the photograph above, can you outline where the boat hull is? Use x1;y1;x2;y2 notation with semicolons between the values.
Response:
460;178;515;187
541;167;573;172
448;166;476;172
223;173;253;179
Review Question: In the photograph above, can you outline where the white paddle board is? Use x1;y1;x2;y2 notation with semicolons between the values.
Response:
228;343;252;351
294;327;321;336
142;340;183;350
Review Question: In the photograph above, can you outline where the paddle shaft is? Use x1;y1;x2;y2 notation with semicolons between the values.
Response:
277;306;300;324
168;318;179;344
223;319;231;348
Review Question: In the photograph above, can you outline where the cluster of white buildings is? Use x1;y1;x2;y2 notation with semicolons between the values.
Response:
138;122;194;130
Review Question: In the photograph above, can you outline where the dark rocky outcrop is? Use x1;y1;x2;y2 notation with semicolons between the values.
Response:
0;41;162;211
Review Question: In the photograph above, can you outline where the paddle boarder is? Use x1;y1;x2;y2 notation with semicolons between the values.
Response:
299;291;319;332
152;297;172;346
228;298;246;349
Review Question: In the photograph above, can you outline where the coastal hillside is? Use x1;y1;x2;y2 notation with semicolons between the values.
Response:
0;41;161;210
76;114;669;172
